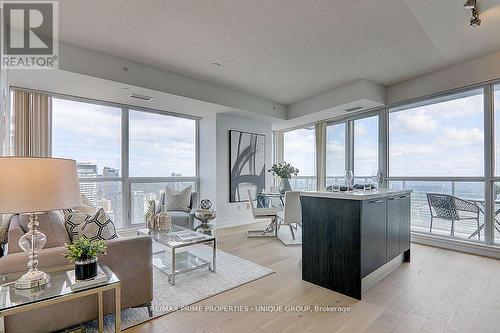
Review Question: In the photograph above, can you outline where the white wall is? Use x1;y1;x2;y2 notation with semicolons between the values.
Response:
209;113;273;228
198;114;217;211
387;49;500;104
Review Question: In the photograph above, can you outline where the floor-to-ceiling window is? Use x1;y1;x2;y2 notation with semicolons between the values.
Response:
52;98;124;227
326;122;346;187
388;88;485;241
275;82;500;249
494;84;500;243
283;126;316;191
129;110;197;226
51;96;198;229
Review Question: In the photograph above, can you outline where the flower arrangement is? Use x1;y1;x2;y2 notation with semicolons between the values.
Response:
64;238;107;262
268;161;299;179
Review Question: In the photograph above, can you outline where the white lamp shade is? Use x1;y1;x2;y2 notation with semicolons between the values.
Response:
0;157;82;214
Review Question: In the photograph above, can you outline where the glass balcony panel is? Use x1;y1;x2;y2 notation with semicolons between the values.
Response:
390;181;484;242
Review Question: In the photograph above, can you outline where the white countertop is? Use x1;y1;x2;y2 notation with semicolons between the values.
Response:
300;189;412;201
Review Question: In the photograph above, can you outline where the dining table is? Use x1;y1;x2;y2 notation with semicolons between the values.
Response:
464;198;500;239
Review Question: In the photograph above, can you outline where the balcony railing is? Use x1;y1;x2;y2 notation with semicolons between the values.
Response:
290;177;497;242
288;176;317;191
388;180;497;242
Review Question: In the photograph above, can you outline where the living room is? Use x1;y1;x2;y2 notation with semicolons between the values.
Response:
2;1;500;332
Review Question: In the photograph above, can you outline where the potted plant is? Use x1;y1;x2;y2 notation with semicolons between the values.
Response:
268;161;299;194
64;238;107;280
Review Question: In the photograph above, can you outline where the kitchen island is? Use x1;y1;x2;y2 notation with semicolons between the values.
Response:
300;189;412;300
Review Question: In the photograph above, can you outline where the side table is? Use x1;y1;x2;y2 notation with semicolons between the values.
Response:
0;263;121;333
194;209;216;236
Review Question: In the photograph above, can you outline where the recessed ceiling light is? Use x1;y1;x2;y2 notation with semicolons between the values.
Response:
211;62;222;67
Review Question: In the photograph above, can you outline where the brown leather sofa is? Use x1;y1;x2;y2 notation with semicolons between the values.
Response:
0;212;153;333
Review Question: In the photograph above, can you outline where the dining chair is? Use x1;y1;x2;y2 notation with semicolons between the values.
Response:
246;189;280;238
277;191;302;242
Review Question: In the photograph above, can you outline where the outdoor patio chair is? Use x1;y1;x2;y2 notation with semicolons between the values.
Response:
426;193;481;239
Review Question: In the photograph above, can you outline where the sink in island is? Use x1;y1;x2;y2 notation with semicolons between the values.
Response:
300;189;412;300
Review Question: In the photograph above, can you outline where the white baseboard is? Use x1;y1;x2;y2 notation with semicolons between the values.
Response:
412;232;500;260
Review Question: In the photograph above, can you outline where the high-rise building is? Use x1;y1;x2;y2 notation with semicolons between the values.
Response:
132;190;145;226
103;167;119;177
77;162;98;178
102;166;120;224
77;163;99;206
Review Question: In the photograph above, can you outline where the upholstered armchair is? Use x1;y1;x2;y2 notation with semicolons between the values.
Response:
156;191;199;229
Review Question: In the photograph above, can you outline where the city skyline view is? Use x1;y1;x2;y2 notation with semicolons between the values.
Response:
52;98;196;177
49;87;500;240
51;97;197;228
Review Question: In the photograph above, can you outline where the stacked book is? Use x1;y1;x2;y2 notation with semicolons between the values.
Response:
66;266;108;291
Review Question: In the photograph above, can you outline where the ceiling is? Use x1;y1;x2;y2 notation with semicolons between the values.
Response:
58;0;500;105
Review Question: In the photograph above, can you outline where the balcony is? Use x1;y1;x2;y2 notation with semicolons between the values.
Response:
288;177;499;243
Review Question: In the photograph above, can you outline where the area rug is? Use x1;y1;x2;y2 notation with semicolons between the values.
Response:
85;244;274;332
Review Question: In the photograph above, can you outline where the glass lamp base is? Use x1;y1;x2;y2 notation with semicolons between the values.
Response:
15;269;51;289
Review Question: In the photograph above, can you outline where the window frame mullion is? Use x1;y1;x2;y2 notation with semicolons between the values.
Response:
122;107;130;229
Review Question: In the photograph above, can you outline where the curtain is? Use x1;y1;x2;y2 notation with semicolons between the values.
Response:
315;122;326;191
0;69;9;156
12;89;52;157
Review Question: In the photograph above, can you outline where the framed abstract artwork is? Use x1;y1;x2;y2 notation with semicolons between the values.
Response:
229;130;266;203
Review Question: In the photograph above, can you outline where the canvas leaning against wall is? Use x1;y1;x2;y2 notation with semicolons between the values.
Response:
229;130;265;203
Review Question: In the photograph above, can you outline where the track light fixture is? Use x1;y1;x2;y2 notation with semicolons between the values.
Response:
470;8;481;27
463;0;476;9
463;0;481;27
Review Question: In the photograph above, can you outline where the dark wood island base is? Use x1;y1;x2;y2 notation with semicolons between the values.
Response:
301;190;412;300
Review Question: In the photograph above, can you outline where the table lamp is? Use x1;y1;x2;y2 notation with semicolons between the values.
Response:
0;157;81;289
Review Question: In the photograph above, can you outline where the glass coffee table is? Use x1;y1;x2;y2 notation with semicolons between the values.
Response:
138;225;216;285
0;263;121;333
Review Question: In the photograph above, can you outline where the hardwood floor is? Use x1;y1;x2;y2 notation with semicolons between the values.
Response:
127;223;500;333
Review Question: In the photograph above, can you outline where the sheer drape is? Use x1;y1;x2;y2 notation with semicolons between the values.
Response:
12;89;52;157
0;69;9;156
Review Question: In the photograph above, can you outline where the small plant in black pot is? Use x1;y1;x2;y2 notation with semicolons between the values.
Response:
64;238;107;281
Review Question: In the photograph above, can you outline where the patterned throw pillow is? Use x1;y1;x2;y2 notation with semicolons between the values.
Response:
74;208;118;241
165;186;192;212
64;209;90;240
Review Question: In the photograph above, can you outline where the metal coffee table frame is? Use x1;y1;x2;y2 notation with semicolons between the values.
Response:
138;227;216;285
0;263;121;333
